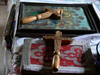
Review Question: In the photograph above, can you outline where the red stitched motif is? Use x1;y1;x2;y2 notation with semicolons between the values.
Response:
30;44;87;67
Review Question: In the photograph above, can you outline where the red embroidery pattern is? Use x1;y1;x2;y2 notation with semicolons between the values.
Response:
30;44;86;67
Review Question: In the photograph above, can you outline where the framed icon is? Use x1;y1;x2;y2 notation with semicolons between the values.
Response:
16;2;100;37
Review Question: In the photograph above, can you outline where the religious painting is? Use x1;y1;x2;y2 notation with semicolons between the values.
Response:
16;3;100;36
21;5;91;30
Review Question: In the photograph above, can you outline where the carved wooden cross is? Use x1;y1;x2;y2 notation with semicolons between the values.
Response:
43;31;73;71
21;7;63;24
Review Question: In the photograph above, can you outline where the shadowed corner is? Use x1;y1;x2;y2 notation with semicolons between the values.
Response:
0;0;7;6
84;48;96;74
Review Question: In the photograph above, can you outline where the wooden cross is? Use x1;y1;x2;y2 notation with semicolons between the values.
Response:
43;31;73;71
21;7;63;24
